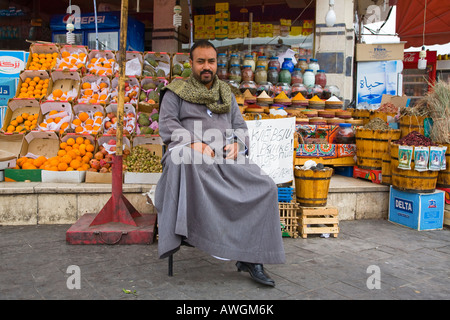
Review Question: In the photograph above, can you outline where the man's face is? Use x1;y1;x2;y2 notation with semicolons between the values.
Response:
190;46;217;87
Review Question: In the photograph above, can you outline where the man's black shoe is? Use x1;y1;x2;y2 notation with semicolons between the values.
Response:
236;261;275;287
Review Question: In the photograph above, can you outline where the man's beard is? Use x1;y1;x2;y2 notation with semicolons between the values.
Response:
195;70;215;85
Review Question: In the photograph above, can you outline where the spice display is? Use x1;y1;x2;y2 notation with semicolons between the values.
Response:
363;118;390;130
395;131;436;147
297;58;308;73
217;63;228;80
377;101;398;113
243;54;255;72
124;145;163;173
334;123;355;144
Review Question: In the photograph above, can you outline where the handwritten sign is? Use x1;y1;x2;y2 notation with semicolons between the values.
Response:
246;117;296;184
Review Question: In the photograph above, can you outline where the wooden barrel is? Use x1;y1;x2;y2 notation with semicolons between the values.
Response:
355;128;401;170
381;152;391;185
390;142;438;193
294;167;333;207
369;111;397;123
437;143;450;188
399;115;427;138
351;109;371;125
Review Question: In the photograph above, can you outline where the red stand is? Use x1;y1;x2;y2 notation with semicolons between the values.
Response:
66;155;157;245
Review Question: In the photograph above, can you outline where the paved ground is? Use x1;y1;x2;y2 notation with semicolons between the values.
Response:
0;219;449;301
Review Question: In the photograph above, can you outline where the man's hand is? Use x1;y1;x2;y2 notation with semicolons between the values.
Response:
224;142;239;160
190;142;215;157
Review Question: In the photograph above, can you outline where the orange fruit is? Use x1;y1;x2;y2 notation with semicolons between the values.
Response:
60;142;68;149
53;89;63;98
61;155;72;164
84;89;93;96
66;137;75;146
61;51;70;58
82;155;90;163
75;137;85;145
60;122;69;131
49;110;58;115
75;126;84;133
72;143;80;150
7;125;15;132
58;162;68;171
72;118;82;126
99;82;108;89
78;112;89;122
82;82;91;89
57;150;66;157
16;115;24;123
69;159;81;170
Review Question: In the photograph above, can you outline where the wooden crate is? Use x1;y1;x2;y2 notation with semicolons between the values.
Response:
279;202;299;238
298;206;339;239
444;210;450;227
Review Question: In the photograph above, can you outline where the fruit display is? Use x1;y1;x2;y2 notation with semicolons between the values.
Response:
87;52;115;76
6;112;38;133
136;109;159;135
17;76;49;99
103;110;136;135
52;136;94;171
71;110;103;135
171;53;192;79
109;78;140;104
38;109;71;133
142;52;170;78
89;139;130;173
78;77;110;104
139;78;167;105
47;87;78;102
14;155;48;169
57;49;87;71
124;145;163;173
28;52;58;71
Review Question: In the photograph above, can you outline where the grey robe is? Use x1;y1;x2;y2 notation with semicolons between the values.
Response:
154;89;285;264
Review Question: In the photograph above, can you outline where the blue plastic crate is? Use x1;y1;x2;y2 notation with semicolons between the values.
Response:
278;187;294;202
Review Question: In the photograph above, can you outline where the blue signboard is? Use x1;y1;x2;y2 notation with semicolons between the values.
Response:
0;50;28;78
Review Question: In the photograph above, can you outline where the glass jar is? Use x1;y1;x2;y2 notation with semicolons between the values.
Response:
217;63;228;80
312;84;324;99
267;66;279;84
242;65;254;81
278;67;291;84
334;123;355;144
282;57;294;73
275;82;292;98
256;56;268;70
239;80;257;95
303;69;315;88
291;83;308;97
243;54;255;72
229;54;240;68
297;58;308;73
268;57;280;72
254;66;268;84
229;64;242;82
291;68;303;84
308;58;320;74
217;53;228;68
256;82;274;97
315;69;327;88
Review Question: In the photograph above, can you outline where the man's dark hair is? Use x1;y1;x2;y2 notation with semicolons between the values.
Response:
189;40;218;60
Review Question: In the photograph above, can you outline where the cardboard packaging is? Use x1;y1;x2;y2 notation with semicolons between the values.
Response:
389;186;444;231
356;43;405;62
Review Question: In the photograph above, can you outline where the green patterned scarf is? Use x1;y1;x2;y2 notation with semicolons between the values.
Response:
163;74;232;114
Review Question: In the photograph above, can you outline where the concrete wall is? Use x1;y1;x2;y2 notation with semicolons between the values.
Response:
315;0;355;107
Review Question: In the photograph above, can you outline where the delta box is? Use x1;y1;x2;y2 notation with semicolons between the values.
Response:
389;186;444;231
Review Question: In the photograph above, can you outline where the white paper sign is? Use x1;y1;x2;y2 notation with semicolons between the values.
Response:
246;117;296;184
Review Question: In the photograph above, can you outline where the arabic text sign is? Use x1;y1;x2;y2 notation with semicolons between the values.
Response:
246;117;296;184
0;51;27;77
